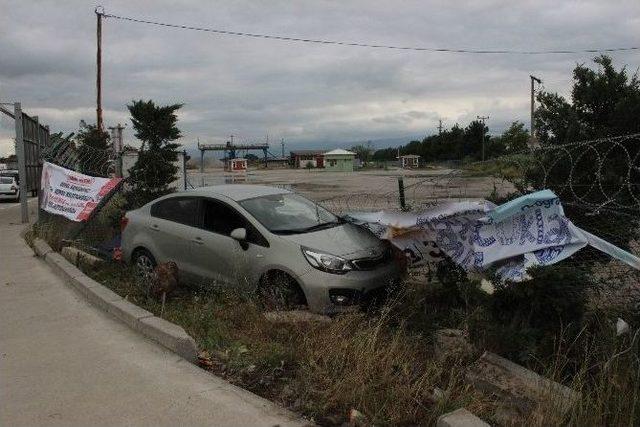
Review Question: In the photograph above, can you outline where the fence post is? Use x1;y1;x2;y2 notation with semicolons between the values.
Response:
200;149;205;187
14;103;28;224
398;176;406;210
34;115;40;223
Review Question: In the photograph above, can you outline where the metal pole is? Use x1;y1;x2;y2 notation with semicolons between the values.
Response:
14;103;28;223
530;77;535;138
182;149;187;190
398;176;406;210
34;115;40;223
477;115;489;161
529;75;541;146
200;149;204;187
96;8;103;130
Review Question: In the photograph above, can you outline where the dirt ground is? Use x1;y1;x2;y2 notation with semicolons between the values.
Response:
187;166;515;212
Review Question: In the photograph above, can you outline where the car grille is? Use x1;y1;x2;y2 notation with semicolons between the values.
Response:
352;249;391;270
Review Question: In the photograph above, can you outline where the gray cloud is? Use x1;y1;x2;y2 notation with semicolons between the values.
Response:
1;0;639;156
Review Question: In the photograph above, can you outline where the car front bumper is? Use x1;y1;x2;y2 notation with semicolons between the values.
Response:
0;192;19;200
298;260;401;314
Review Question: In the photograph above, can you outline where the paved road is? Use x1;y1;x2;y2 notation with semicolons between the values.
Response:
0;202;306;427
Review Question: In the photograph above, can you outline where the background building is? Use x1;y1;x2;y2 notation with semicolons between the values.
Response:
290;150;325;168
400;154;420;169
224;157;247;172
324;149;356;172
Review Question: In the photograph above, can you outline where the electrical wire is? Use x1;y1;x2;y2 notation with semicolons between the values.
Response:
98;10;639;55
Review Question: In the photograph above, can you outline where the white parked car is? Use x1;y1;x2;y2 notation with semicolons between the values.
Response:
121;185;400;313
0;176;19;202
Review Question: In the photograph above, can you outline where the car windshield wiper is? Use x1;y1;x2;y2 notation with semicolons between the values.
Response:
273;220;342;235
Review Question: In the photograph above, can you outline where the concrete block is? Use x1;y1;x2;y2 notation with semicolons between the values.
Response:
107;299;153;329
68;274;102;294
466;351;580;422
61;246;104;269
82;283;123;311
138;316;198;363
437;408;490;427
44;252;85;282
33;238;53;257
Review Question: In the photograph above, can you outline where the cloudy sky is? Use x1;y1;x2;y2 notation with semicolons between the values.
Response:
1;0;639;156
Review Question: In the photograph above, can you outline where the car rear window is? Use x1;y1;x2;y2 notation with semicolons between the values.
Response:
150;197;200;226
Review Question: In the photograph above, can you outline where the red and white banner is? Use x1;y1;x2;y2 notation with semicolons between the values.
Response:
40;162;122;222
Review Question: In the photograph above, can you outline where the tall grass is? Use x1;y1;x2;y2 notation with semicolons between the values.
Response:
45;248;640;426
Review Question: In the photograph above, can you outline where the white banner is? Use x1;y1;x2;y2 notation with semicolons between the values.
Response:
346;190;640;281
40;162;122;222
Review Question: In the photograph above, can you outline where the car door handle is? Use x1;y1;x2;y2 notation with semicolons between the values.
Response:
150;224;160;232
192;237;204;245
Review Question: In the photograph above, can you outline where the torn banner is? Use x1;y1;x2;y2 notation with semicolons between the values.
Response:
345;190;640;281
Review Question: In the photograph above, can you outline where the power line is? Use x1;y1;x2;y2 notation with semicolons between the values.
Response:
98;9;640;55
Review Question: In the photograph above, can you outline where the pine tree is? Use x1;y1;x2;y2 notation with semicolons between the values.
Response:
126;100;182;206
76;124;110;177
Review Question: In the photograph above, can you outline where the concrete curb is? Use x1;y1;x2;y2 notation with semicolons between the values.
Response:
32;238;198;363
437;408;490;427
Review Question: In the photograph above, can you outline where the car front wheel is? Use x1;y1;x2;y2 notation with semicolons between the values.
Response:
132;248;157;282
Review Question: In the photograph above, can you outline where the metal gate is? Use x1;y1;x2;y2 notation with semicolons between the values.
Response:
0;102;52;223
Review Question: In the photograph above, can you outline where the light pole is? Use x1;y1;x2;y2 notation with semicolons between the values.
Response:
530;75;542;146
477;115;489;161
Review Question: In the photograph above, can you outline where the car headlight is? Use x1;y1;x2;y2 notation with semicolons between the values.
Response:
302;247;352;274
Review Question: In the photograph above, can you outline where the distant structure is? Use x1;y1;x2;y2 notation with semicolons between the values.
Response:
224;157;247;172
198;137;287;170
400;154;420;169
324;149;356;172
198;138;269;166
290;150;325;168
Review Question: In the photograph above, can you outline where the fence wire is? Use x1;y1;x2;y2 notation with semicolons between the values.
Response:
35;133;640;313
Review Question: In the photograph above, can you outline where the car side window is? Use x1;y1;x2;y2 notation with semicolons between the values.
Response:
151;197;200;227
202;199;268;247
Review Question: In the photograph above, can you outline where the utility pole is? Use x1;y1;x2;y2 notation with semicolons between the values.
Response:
108;123;125;177
96;7;103;131
281;138;285;158
477;115;489;161
438;119;443;135
530;75;542;146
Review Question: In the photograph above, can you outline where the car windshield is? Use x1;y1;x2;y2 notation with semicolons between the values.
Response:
240;193;341;234
0;177;13;184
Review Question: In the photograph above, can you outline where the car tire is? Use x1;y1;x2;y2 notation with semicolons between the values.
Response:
258;270;307;311
132;248;157;283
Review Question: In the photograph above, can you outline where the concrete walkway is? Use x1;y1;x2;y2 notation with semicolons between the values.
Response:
0;202;306;427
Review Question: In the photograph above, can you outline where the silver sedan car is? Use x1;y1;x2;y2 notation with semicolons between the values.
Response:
121;185;400;313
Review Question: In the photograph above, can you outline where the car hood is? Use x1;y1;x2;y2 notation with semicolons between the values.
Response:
279;222;386;260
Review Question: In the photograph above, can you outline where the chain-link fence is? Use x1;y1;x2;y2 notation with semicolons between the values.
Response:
319;133;640;315
35;133;640;310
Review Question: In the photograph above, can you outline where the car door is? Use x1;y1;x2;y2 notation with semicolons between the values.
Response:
148;197;202;281
190;197;269;287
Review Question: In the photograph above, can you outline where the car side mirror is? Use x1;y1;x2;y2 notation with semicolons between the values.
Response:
230;228;247;241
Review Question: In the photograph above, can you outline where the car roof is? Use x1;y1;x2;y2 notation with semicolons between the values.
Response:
181;184;291;202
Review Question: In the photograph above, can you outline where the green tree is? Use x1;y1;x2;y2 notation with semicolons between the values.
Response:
126;100;182;206
528;55;640;248
372;147;398;161
350;144;373;163
498;121;529;154
535;55;640;144
463;120;489;161
76;124;110;177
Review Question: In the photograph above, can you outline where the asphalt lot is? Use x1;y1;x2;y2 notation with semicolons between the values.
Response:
188;166;516;212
